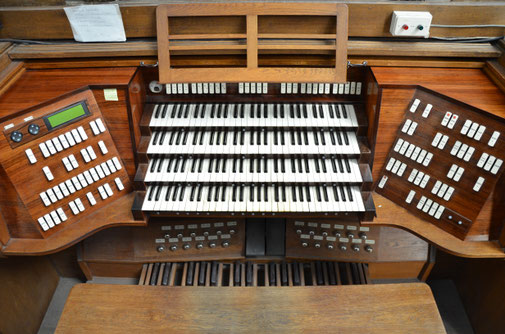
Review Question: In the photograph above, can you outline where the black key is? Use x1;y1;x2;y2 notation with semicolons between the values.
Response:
250;158;254;173
346;186;354;201
216;131;222;145
199;131;205;145
186;262;195;286
210;261;219;286
150;263;160;285
210;104;216;118
240;156;244;173
197;159;203;173
176;130;184;145
281;262;288;286
177;104;184;118
322;185;329;202
281;186;286;202
329;130;336;145
240;104;245;118
209;130;215;145
337;158;344;173
197;184;203;201
182;131;189;145
313;104;318;118
281;159;285;173
250;185;254;202
344;158;351;173
222;159;227;173
320;130;326;145
221;186;227;201
171;185;180;201
161;262;172;285
191;158;198;173
170;104;178;118
250;130;255;145
150;158;158;173
180;157;188;172
264;184;268;202
257;131;261;145
292;186;297;202
335;104;342;118
190;185;196;201
240;184;244;202
343;131;350;145
154;104;162;118
208;159;214;173
280;130;285;145
152;131;160;145
164;185;172;201
330;156;337;173
274;130;278;145
207;186;213;202
214;186;220;202
173;156;181;172
240;129;245;145
216;104;222;118
215;158;220;173
256;104;261;118
250;104;254;118
280;104;285;118
303;130;309;145
336;131;343;145
233;130;238;145
289;104;295;118
232;184;237;202
302;104;308;118
159;130;167;145
234;104;239;118
333;184;340;201
263;129;268;145
223;131;228;145
269;263;276;286
297;159;303;173
192;131;199;145
232;158;237;173
318;104;324;118
329;105;335;118
200;105;206;118
316;262;324;285
263;104;268;118
155;186;162;201
292;262;301;286
234;262;241;286
223;104;229;118
321;157;327;173
274;184;279;202
168;131;176;145
298;186;304;202
315;186;322;202
263;157;268;173
313;131;319;145
340;186;346;201
157;158;163;173
291;159;296;173
246;262;253;286
342;105;348;118
257;184;261;202
305;158;310;173
178;185;186;201
274;159;279;173
274;104;278;118
296;130;302;145
194;104;201;118
305;186;311;202
198;262;207;286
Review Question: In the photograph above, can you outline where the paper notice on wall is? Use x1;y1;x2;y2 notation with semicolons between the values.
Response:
64;4;126;42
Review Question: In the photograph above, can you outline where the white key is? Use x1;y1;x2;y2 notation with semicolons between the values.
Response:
378;175;388;188
416;150;427;164
114;177;124;191
488;131;500;147
58;134;69;149
112;157;122;170
80;148;91;163
40;192;51;206
69;201;79;215
484;155;496;171
434;205;445;219
437;184;448;198
467;122;479;138
437;135;449;150
69;154;79;169
104;183;114;197
385;157;396;171
393;138;404;152
450;141;462;156
87;146;97;160
101;162;111;176
474;125;486;141
77;126;88;140
422;198;433;213
90;167;100;182
43;213;54;228
59;182;70;197
107;159;117;173
460;120;472;135
407;122;418;136
391;160;401;174
90;120;100;135
447;164;458;179
65;179;76;193
410;99;420;112
52;137;63;152
473;177;485;192
39;142;50;158
453;167;465;182
420;174;430;189
401;119;412;133
444;187;455;201
57;207;67;221
491;159;503;175
77;173;88;187
441;111;452;126
71;129;82;143
98;185;108;200
42;166;54;181
398;163;407;177
447;114;459;129
98;140;108;154
399;141;409;155
75;198;85;212
405;190;416;204
463;147;475;162
411;147;421;161
25;148;37;164
45;140;57;155
38;217;49;231
416;196;427;210
431;180;442;194
52;185;63;200
422;104;432;118
477;152;489;168
422;152;433;167
408;169;418;183
71;176;82;191
413;171;424;186
65;132;76;146
83;170;93;184
405;143;415;158
431;133;442;147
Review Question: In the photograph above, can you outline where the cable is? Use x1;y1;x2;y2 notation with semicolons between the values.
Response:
432;24;505;28
429;36;504;43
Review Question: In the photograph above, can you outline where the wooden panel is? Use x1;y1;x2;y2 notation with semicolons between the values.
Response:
56;283;445;334
1;3;505;39
368;261;426;280
371;67;505;240
0;256;59;334
376;88;505;239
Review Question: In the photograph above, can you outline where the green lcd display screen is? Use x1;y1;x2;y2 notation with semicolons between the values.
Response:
44;102;89;130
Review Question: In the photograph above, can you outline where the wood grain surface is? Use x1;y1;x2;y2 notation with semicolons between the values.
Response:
56;283;445;334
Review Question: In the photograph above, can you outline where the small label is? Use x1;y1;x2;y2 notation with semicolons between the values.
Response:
334;224;344;229
103;88;119;101
346;225;357;230
201;223;211;228
168;238;179;243
174;225;184;230
155;238;165;243
195;236;205;241
321;223;331;229
161;226;172;231
182;237;192;242
188;224;197;229
365;240;376;245
313;235;323;241
351;239;362;244
214;222;224;227
221;234;231;239
359;227;370;232
326;236;337;242
307;222;318;227
300;234;310;240
24;116;34;122
339;237;349;243
208;235;218;240
294;221;305;226
227;221;237;226
4;123;14;130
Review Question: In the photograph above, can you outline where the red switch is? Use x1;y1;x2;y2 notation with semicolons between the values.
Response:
402;24;409;30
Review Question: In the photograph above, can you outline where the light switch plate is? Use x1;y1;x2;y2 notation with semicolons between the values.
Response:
390;11;432;38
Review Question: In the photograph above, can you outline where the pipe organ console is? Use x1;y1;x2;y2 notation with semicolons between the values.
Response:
2;2;505;332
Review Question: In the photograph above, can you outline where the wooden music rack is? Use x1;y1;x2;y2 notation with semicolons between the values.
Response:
156;3;348;83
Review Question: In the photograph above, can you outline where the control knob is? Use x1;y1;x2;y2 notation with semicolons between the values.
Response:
339;244;347;251
157;245;165;252
365;245;373;253
359;232;367;240
314;243;321;249
222;241;230;248
10;131;23;143
327;243;334;250
28;123;40;135
182;243;190;250
169;245;178;252
196;243;204;249
347;232;355;239
352;245;360;252
333;231;341;238
301;242;308;248
209;242;217;248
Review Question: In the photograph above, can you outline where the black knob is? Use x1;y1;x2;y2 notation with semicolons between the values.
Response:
170;245;177;251
209;242;216;248
183;244;190;250
196;243;204;249
28;123;40;135
222;241;230;248
352;245;360;252
339;244;347;251
10;131;23;143
157;245;165;252
365;245;373;253
359;232;367;240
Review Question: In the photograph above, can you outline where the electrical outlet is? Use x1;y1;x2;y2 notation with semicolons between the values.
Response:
390;11;432;38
